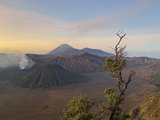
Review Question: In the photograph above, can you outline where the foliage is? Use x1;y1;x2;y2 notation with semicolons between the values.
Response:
60;32;135;120
61;95;94;120
102;32;135;120
134;92;160;120
150;72;160;87
131;92;160;120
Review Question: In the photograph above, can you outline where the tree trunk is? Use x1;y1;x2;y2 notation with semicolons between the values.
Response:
109;109;116;120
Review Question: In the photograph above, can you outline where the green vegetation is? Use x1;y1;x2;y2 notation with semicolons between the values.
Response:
130;92;160;120
100;32;135;120
97;88;130;120
60;32;160;120
60;95;94;120
138;92;160;120
150;72;160;87
61;32;136;120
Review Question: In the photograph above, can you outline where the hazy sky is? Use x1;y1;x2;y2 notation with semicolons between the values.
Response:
0;0;160;58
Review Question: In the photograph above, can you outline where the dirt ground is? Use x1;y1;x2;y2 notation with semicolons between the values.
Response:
0;72;157;120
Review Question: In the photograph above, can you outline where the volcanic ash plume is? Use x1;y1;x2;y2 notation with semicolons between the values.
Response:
0;53;34;69
19;54;34;70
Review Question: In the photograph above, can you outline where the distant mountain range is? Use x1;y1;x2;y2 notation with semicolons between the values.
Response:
48;44;113;57
1;44;160;89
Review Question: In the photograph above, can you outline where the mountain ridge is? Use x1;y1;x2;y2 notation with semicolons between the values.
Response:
27;53;105;73
48;44;113;57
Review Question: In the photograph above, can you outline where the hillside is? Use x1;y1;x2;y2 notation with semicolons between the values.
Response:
16;64;82;88
132;92;160;120
27;53;105;73
125;57;158;68
148;62;160;87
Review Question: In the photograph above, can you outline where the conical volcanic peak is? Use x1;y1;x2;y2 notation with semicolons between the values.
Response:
17;64;82;88
54;44;75;52
48;44;79;56
48;44;113;57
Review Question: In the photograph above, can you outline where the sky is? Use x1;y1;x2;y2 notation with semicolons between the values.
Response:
0;0;160;58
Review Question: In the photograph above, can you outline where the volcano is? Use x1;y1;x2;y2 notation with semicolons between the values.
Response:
48;44;113;57
48;44;81;56
27;53;105;73
17;64;82;88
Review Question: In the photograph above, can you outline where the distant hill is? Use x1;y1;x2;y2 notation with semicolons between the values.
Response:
81;48;113;57
125;57;158;68
16;64;82;88
48;44;113;57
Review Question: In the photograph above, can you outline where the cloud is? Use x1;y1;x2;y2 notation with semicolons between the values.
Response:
74;0;158;33
0;5;75;36
0;0;159;53
0;0;158;37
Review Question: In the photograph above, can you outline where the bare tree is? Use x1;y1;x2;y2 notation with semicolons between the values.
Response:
61;32;136;120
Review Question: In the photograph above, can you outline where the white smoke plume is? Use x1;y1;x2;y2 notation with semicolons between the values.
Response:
19;54;34;69
0;53;34;69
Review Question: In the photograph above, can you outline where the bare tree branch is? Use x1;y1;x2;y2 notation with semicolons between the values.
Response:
104;32;136;120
